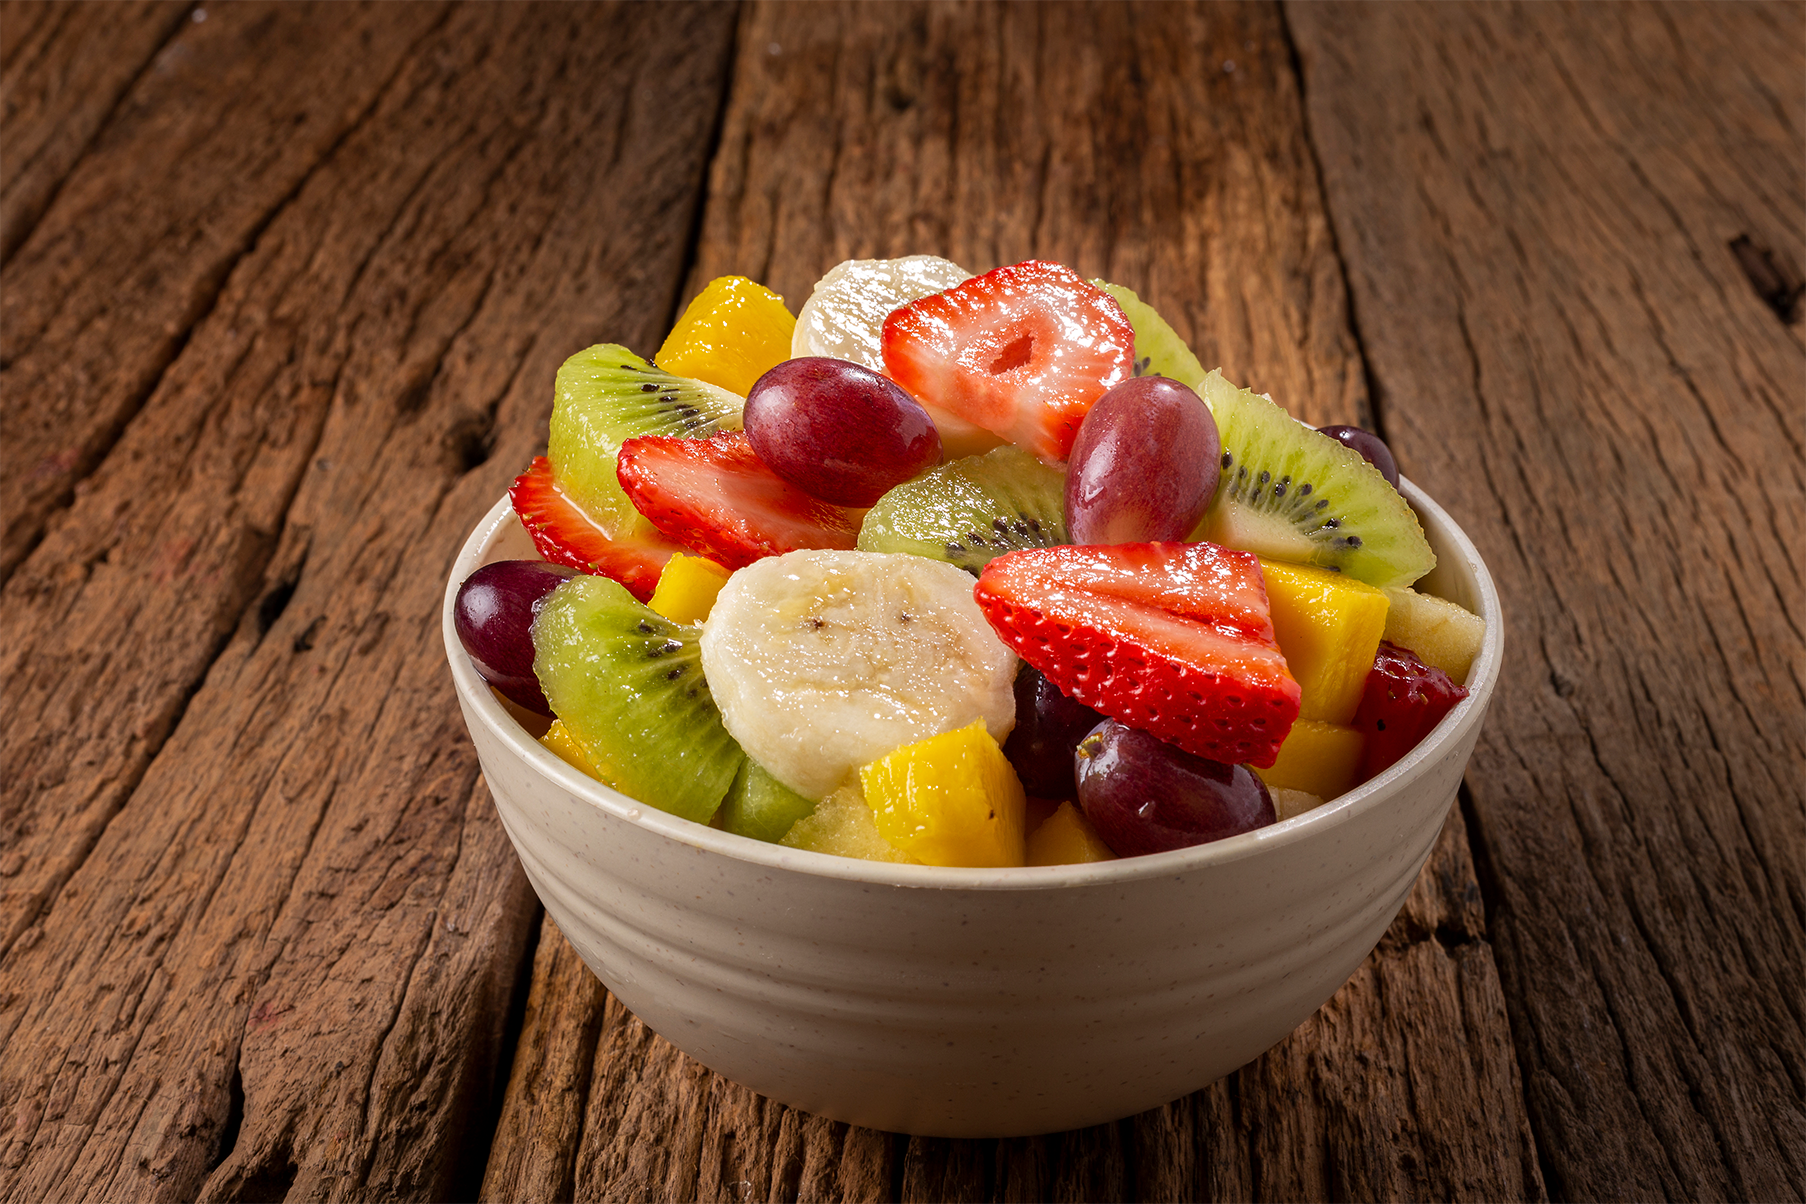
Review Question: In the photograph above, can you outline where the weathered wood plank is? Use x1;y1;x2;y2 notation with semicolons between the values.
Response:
0;3;737;1201
481;4;1541;1200
0;0;190;260
1288;2;1806;1200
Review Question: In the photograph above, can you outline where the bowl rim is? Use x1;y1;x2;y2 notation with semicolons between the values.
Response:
443;476;1503;892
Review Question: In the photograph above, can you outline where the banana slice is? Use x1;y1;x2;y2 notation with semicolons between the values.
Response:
700;549;1017;800
792;255;971;370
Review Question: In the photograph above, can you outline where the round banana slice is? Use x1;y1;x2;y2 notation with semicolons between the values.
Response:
792;255;971;370
700;549;1017;800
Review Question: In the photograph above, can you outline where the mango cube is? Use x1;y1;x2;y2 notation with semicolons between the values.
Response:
1260;558;1389;724
541;719;609;784
1383;586;1486;683
858;720;1026;867
1254;719;1365;800
1026;801;1118;866
648;553;733;625
655;276;795;396
780;783;917;863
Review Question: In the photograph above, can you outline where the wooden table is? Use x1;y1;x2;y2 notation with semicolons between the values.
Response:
3;3;1801;1200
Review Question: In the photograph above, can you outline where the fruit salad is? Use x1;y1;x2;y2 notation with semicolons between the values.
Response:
453;256;1486;868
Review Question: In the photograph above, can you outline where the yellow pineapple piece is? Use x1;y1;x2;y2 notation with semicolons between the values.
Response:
858;720;1027;868
780;783;917;863
655;276;795;396
541;719;609;784
647;553;733;624
1254;719;1365;800
1382;586;1486;683
1259;558;1390;724
1026;801;1118;866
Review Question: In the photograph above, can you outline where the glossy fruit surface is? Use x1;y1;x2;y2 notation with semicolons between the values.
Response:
654;276;795;396
510;456;681;601
1075;720;1276;856
1352;640;1468;777
974;541;1300;767
882;260;1134;463
1317;424;1400;488
744;357;941;506
454;559;580;714
1002;665;1105;800
1065;376;1220;544
615;430;862;569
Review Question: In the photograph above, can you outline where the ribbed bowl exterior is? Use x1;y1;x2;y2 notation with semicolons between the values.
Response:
445;482;1502;1137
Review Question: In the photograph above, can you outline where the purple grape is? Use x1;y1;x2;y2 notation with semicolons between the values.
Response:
1064;376;1220;545
744;357;942;506
1002;666;1106;800
1317;424;1399;487
1074;720;1275;856
454;560;580;714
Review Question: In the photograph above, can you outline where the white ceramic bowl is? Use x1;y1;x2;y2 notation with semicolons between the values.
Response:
443;481;1502;1138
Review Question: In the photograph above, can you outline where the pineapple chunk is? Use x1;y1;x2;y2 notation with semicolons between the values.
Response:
648;553;733;625
859;720;1027;868
1259;558;1389;725
781;782;917;863
656;276;795;396
1382;586;1486;684
1254;720;1365;800
1026;801;1118;866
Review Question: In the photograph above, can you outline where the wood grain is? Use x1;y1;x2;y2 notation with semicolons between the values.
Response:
0;3;735;1200
481;5;1541;1200
1289;3;1806;1200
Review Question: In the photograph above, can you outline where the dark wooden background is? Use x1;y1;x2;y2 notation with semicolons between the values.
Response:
2;3;1801;1201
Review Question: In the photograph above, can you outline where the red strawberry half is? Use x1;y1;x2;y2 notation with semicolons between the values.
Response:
509;456;677;602
975;542;1301;767
1352;641;1468;778
882;260;1134;464
616;430;863;570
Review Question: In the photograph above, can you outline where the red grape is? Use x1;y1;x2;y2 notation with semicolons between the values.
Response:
1064;376;1220;544
1075;720;1274;856
1002;665;1105;800
1317;424;1399;487
454;560;579;714
744;357;942;506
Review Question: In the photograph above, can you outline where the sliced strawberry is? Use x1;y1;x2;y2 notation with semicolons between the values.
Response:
1352;641;1468;778
509;456;678;602
882;260;1134;463
975;542;1301;767
616;431;863;570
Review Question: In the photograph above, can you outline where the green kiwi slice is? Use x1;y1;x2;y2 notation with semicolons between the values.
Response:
717;759;818;844
1096;281;1207;387
1193;371;1435;589
532;574;744;823
857;445;1068;574
547;344;744;534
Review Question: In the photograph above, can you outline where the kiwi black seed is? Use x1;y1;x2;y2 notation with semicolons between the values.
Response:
857;445;1069;574
532;573;744;823
1095;280;1207;388
547;343;745;534
1191;371;1435;589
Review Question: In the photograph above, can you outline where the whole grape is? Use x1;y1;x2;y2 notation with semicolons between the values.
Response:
744;357;942;506
1065;376;1220;544
454;560;580;714
1074;720;1275;856
1002;665;1106;800
1317;424;1399;487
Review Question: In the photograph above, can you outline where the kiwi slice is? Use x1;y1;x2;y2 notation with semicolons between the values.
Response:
532;574;744;822
718;759;817;844
1096;281;1207;387
857;445;1068;574
547;344;744;534
1193;371;1435;589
